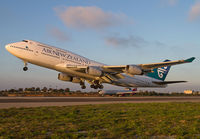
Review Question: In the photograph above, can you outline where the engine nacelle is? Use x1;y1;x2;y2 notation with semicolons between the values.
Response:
126;65;143;75
71;77;81;83
58;73;72;81
86;66;103;76
58;73;81;83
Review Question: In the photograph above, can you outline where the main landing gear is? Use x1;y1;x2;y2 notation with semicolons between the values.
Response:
80;81;86;89
23;61;28;71
90;84;104;89
79;80;104;89
90;80;104;89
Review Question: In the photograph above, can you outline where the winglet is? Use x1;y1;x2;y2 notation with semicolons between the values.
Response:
184;57;195;63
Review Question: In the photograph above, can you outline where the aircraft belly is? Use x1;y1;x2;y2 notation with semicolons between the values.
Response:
112;78;140;87
112;76;163;88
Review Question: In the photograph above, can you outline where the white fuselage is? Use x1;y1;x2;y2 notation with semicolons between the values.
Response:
5;40;166;88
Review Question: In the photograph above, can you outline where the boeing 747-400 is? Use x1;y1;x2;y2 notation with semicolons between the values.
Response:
5;40;195;89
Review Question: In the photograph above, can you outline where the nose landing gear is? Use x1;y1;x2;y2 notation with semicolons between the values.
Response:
23;67;28;71
23;61;28;71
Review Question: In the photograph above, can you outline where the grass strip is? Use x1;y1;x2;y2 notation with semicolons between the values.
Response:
0;103;200;138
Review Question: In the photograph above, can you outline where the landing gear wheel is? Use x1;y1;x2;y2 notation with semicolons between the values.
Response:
94;86;98;89
81;85;86;89
90;84;95;88
23;67;28;71
80;81;84;86
23;61;28;71
99;85;104;89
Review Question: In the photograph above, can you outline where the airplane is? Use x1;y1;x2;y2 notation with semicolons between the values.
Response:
5;40;195;90
99;88;138;96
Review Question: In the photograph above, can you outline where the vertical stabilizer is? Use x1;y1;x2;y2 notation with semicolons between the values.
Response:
146;60;171;81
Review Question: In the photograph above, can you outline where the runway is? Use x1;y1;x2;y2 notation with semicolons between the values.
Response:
0;96;200;109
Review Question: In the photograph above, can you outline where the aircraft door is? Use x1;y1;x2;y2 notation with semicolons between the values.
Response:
34;49;39;56
60;54;65;63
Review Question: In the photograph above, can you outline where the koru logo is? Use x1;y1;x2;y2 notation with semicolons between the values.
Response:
157;66;168;78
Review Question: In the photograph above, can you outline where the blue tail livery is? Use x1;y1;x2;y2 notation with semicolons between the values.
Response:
146;60;171;81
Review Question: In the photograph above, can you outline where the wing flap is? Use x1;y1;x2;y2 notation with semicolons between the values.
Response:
102;65;126;73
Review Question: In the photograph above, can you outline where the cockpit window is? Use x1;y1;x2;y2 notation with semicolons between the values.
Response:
22;40;28;43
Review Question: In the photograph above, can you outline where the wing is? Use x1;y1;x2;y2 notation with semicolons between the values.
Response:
102;57;195;72
56;57;195;81
139;57;195;70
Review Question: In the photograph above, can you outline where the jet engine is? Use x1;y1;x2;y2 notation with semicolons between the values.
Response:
71;77;82;83
126;65;143;75
58;73;81;83
86;66;103;76
58;73;72;81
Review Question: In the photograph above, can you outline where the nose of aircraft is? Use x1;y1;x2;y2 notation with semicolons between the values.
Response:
5;44;13;52
5;44;9;51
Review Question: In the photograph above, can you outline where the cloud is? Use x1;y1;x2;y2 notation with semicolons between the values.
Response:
154;41;166;47
161;0;178;6
188;1;200;21
54;6;131;30
48;26;69;41
105;35;147;48
167;0;178;6
105;34;166;48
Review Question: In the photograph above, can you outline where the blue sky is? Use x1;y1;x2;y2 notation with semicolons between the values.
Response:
0;0;199;92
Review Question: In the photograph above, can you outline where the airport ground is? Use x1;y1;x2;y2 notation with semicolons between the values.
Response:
1;90;200;138
1;87;199;97
1;102;200;138
1;96;200;108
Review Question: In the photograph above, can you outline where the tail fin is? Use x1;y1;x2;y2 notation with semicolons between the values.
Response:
146;60;171;81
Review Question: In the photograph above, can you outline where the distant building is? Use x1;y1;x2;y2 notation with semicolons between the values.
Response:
184;90;194;94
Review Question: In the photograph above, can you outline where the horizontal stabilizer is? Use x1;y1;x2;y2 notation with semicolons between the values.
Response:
153;81;187;85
